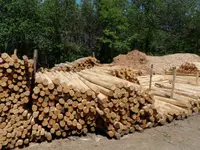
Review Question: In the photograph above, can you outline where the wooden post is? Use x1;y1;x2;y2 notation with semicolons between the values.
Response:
30;50;38;103
14;49;17;55
196;71;199;86
92;52;95;58
33;50;38;77
171;67;176;99
149;64;153;91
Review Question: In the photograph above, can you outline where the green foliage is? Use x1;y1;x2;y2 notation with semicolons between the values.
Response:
0;0;39;56
128;0;200;55
0;0;199;66
97;0;130;62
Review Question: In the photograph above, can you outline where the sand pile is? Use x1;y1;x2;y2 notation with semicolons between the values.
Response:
112;50;200;74
112;50;149;74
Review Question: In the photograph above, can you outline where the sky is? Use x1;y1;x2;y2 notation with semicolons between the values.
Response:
77;0;81;4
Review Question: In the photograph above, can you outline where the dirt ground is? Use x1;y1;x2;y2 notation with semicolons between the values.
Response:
21;115;200;150
112;50;200;74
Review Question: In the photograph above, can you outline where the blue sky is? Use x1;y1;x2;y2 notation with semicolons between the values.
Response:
77;0;81;4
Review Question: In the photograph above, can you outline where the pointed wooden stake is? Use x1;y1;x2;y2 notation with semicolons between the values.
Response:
171;67;176;99
14;49;17;55
92;52;95;58
149;64;153;91
196;71;199;86
33;50;38;77
30;49;38;102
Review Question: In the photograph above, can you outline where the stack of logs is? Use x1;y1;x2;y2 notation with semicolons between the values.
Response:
78;70;160;138
166;62;200;75
52;56;100;72
0;53;35;149
1;52;200;149
137;75;200;124
31;68;161;140
90;66;142;84
32;71;97;141
177;62;200;74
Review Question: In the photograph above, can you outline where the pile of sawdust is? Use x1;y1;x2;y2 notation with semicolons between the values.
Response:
112;50;200;74
112;50;150;74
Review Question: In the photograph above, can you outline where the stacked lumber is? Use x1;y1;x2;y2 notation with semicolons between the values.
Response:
170;75;200;85
137;75;200;123
2;52;200;149
165;62;200;75
0;53;34;149
89;66;142;84
137;75;171;88
177;62;200;74
154;95;191;123
154;82;200;112
77;70;161;139
52;56;100;72
32;71;97;141
31;68;161;140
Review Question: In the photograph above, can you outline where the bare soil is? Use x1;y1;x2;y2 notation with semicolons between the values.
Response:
112;50;200;74
21;115;200;150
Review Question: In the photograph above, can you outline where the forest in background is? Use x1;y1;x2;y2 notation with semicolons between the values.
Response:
0;0;200;67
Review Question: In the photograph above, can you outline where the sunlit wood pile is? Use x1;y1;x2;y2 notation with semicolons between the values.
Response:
0;53;200;149
52;57;100;72
166;62;200;75
137;75;200;124
0;53;34;149
91;66;142;83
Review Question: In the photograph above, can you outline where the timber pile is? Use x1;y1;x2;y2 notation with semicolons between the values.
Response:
166;62;200;75
137;75;200;123
52;56;100;72
78;69;160;138
1;52;200;149
90;66;142;84
177;62;200;74
32;68;161;140
137;75;170;88
0;53;34;149
32;71;97;141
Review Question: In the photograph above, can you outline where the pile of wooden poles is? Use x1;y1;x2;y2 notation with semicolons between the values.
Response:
32;71;97;141
0;52;34;149
177;62;200;74
1;52;200;149
78;69;160;138
52;56;100;72
89;66;142;84
165;62;200;75
31;68;161;140
137;75;200;124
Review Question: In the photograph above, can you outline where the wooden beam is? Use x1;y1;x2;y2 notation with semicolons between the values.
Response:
196;71;199;86
149;64;153;90
92;52;95;58
171;67;176;99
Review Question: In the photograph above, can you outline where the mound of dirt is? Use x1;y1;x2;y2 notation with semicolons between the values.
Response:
112;50;149;74
112;50;200;74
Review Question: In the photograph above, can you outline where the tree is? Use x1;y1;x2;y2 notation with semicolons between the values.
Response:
96;0;130;62
36;0;82;66
128;0;200;55
0;0;40;56
81;0;100;56
0;0;200;66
